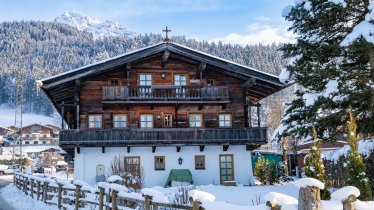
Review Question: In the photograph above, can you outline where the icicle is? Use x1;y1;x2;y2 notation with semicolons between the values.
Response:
36;80;43;96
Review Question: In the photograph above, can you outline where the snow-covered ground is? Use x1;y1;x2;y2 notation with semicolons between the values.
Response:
0;107;59;128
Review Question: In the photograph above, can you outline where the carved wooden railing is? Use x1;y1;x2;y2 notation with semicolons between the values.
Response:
59;128;267;146
102;85;229;101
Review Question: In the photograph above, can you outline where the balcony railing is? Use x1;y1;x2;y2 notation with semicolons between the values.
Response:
102;86;229;101
59;127;267;147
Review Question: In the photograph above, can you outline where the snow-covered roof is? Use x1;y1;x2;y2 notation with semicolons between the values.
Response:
56;160;68;166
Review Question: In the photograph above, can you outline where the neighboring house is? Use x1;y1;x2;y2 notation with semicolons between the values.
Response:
39;41;285;186
56;160;68;172
0;126;14;136
296;140;347;173
20;123;58;145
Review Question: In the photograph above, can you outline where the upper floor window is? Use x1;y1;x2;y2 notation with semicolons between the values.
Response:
113;115;127;128
109;78;120;86
219;114;231;127
189;114;202;128
139;74;152;86
206;79;215;86
140;114;153;128
88;115;102;128
174;74;187;86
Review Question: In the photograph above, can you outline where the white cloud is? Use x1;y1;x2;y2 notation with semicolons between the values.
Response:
211;17;296;45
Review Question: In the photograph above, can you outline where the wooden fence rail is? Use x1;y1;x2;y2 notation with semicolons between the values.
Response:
14;173;202;210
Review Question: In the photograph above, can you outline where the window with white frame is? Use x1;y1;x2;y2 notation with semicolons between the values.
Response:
189;114;202;127
219;114;231;127
140;114;153;128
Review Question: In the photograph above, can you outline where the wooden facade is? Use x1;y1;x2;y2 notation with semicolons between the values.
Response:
39;42;285;156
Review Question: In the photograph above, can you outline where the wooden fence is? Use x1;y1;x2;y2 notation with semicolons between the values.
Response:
14;173;202;210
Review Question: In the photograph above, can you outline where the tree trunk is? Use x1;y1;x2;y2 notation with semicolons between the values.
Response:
298;186;320;210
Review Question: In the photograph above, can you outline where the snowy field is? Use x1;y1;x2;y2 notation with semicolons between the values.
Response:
0;107;59;128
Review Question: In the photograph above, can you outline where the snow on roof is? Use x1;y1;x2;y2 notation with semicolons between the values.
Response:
294;178;325;189
40;42;281;86
323;139;374;163
331;186;360;202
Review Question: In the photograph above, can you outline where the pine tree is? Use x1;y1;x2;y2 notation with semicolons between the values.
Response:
304;127;330;199
277;0;374;141
345;110;372;201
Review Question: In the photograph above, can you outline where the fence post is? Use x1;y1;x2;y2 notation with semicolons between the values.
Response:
144;195;151;210
105;188;110;210
266;201;281;210
98;187;104;210
43;181;49;203
36;181;41;200
342;194;357;210
23;176;27;193
57;183;62;209
192;198;202;210
30;179;34;199
111;190;118;210
298;186;320;210
74;184;81;210
62;188;67;210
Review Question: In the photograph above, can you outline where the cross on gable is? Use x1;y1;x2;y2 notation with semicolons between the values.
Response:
162;26;171;42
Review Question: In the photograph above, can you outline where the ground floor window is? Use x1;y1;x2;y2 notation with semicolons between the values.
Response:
140;114;153;128
124;156;140;176
154;156;165;170
195;155;205;170
219;154;234;184
113;114;127;128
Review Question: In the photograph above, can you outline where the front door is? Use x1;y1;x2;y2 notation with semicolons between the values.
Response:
219;154;234;184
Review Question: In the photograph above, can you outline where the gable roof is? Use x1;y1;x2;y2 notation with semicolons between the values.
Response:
38;42;286;122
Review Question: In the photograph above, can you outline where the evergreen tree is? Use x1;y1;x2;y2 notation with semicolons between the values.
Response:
345;110;372;201
304;127;330;199
276;0;374;141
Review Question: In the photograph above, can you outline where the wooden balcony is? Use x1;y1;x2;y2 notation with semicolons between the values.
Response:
101;86;229;103
59;127;267;148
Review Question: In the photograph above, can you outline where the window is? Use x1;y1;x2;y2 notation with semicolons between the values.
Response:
42;141;46;144
88;115;102;128
113;115;127;128
33;141;38;144
189;114;202;127
219;154;235;184
206;79;215;86
140;114;153;128
25;141;29;145
164;114;172;127
109;78;119;86
139;74;152;97
195;155;205;170
219;114;232;127
124;157;140;177
154;156;165;170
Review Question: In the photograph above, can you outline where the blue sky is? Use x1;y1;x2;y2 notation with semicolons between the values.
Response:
0;0;295;45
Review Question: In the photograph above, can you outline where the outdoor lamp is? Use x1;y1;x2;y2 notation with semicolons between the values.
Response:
178;157;183;165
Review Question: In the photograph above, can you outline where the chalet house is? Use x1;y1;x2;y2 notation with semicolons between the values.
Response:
38;42;285;186
0;126;14;136
21;123;58;145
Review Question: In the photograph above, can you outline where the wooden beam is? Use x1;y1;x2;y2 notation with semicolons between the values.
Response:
77;147;80;154
198;62;206;72
199;145;205;152
152;146;156;153
102;147;105;153
127;146;131;153
246;144;260;151
242;78;256;88
126;64;131;86
161;50;170;67
176;146;181;152
223;145;229;151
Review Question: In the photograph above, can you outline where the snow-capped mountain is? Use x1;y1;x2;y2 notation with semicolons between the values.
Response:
54;11;134;39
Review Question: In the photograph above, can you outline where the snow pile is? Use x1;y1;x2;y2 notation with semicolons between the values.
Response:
188;190;216;202
118;191;143;200
341;2;374;46
354;200;374;210
109;183;128;192
0;184;59;210
320;200;343;210
107;175;122;183
74;180;89;187
201;201;268;210
324;139;374;163
264;192;298;206
294;178;325;189
331;186;360;201
55;11;135;39
141;188;169;203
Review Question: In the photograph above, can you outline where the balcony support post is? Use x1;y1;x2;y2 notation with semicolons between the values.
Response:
75;79;81;130
126;64;131;86
257;103;261;127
